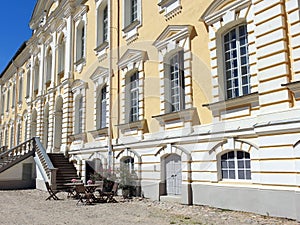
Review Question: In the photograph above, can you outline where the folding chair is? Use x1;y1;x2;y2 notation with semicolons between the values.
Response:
45;182;60;201
75;184;93;205
102;182;119;203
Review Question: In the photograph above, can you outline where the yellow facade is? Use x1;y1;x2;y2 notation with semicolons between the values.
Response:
1;0;300;221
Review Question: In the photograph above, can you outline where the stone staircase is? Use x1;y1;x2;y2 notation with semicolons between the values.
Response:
0;140;35;174
47;153;80;190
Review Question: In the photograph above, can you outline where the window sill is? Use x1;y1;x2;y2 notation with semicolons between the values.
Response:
203;92;259;111
69;132;87;142
158;0;182;20
94;41;109;61
122;20;140;33
152;108;197;129
89;127;108;139
282;81;300;100
74;57;86;73
116;119;147;135
122;20;141;43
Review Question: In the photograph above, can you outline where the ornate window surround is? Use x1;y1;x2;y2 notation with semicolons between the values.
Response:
200;0;258;120
153;25;195;130
89;66;109;140
70;79;88;143
117;49;147;136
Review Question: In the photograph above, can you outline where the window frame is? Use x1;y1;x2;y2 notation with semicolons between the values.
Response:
223;24;250;100
220;150;251;181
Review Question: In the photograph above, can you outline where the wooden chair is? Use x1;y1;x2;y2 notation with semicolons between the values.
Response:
45;182;60;201
94;181;105;202
102;182;119;203
75;184;93;205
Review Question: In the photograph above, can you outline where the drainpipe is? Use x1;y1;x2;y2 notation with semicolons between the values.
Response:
107;0;113;171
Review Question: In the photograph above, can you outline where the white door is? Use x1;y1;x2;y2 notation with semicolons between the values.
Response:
165;154;182;195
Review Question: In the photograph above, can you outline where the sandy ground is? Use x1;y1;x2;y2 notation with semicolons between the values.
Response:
0;189;298;225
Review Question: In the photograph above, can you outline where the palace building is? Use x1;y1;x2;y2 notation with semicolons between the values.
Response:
1;0;300;221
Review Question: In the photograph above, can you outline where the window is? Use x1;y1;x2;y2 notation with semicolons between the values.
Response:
76;23;85;61
97;86;107;129
128;72;139;122
130;0;138;23
45;49;52;84
16;123;21;145
97;3;108;46
220;150;251;180
6;89;10;112
75;96;84;134
58;37;65;74
18;77;23;103
26;71;31;98
123;0;142;42
1;94;4;115
103;6;108;42
223;24;250;99
122;157;134;173
34;64;39;93
10;125;14;148
12;85;15;108
165;51;185;112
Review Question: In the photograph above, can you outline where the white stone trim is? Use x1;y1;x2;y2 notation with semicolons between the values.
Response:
158;0;182;20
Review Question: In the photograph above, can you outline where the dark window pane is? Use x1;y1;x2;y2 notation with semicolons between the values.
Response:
222;170;228;179
246;170;251;179
238;170;245;179
238;161;244;168
229;161;235;168
237;151;243;159
245;160;251;168
228;151;234;158
229;170;235;179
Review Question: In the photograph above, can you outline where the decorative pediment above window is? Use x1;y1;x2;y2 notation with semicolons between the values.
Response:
200;0;251;25
118;49;148;69
90;66;109;85
158;0;182;20
71;79;88;92
153;25;195;50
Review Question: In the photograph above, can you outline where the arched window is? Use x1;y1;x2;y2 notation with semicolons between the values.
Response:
220;150;251;180
12;84;16;108
96;1;108;46
18;77;23;103
6;89;10;112
76;22;85;61
122;156;134;173
26;70;31;98
165;51;185;113
97;86;107;129
45;48;52;84
58;36;65;74
223;24;250;99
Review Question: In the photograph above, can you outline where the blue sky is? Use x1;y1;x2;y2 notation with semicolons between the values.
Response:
0;1;37;73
